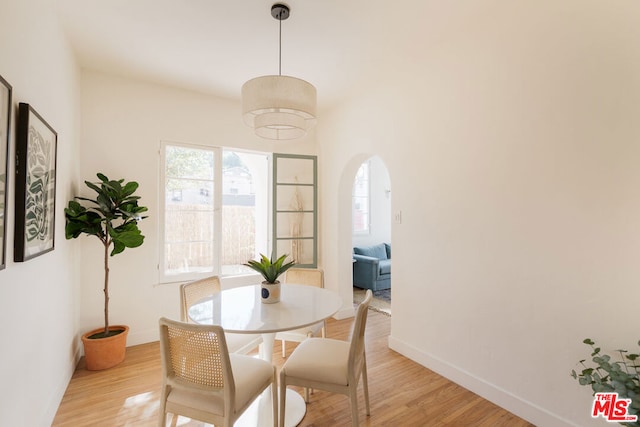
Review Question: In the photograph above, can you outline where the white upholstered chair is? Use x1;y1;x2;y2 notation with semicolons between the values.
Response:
278;290;372;427
276;267;326;357
158;317;277;427
180;276;262;355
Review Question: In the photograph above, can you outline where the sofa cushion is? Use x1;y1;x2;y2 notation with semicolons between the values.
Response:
384;243;391;259
354;243;388;260
379;259;391;275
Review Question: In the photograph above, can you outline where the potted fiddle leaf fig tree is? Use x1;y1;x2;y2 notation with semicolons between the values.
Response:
245;252;295;303
65;173;148;370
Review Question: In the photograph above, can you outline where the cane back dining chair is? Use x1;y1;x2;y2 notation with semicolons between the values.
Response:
180;276;262;355
276;267;326;357
158;317;277;427
278;289;373;427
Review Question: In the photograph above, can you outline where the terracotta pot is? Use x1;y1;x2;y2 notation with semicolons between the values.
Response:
261;281;281;303
81;325;129;370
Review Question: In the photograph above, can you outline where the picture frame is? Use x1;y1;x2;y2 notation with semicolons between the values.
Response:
0;75;11;270
14;103;57;262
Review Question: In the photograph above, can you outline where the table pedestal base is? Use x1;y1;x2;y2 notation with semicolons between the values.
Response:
235;388;306;427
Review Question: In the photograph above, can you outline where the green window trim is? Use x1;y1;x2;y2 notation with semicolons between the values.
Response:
272;153;317;268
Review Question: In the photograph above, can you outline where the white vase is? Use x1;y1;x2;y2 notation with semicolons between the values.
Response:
261;281;281;303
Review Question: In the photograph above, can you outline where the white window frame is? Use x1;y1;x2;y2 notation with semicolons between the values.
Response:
159;141;222;283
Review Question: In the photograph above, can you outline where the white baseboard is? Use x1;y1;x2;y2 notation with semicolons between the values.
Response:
388;335;577;427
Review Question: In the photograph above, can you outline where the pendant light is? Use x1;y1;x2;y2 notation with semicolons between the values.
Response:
241;3;317;140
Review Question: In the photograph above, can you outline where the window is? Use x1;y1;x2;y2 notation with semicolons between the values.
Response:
273;154;317;267
160;143;272;283
160;143;316;282
352;161;370;235
160;142;220;282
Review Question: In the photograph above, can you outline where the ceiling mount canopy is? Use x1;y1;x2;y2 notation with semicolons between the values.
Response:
241;3;317;140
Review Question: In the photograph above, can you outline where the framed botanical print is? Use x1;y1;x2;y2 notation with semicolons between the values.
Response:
0;75;11;270
14;103;57;262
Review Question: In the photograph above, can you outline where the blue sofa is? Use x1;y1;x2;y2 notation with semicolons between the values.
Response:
352;243;391;291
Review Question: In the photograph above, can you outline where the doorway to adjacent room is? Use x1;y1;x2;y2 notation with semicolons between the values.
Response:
351;155;392;315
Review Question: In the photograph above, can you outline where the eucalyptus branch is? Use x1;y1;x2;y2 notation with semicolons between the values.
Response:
571;338;640;426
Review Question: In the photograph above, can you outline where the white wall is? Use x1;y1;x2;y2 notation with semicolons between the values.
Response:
320;1;640;426
78;71;322;346
352;155;391;248
0;0;81;425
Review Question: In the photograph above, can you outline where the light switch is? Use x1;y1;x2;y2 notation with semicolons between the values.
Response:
394;210;402;224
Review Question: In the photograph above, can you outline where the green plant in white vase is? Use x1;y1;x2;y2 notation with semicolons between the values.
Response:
245;252;295;303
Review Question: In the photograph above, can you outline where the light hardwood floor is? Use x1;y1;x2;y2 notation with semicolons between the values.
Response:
53;309;534;427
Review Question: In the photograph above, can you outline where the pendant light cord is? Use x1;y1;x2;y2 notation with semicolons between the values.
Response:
278;14;282;76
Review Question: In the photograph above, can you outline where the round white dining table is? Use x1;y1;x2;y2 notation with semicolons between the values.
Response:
188;283;343;427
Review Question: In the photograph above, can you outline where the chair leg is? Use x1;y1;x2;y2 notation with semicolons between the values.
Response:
362;357;371;416
349;387;360;427
279;370;287;427
303;331;316;398
158;387;168;427
271;369;278;427
169;413;178;427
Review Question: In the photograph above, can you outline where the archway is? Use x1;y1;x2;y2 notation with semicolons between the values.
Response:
337;154;392;315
